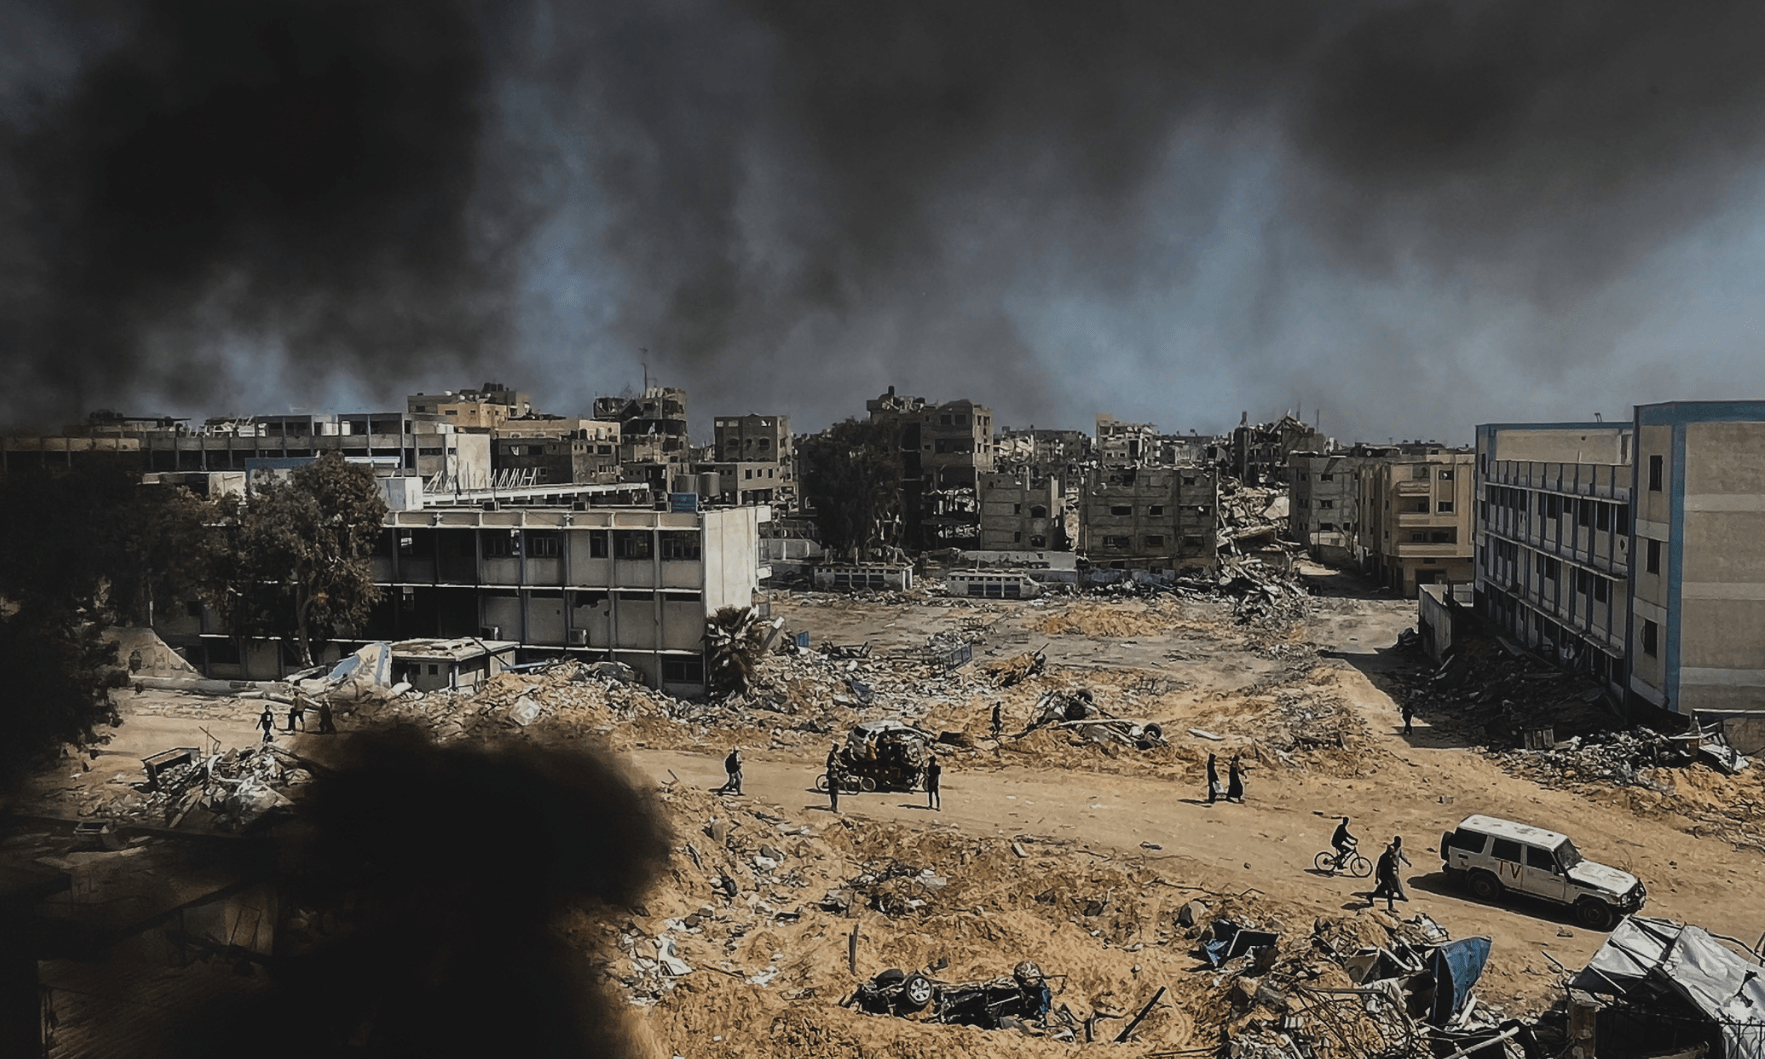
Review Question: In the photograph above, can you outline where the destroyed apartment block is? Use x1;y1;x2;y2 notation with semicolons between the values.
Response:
978;468;1066;551
1228;411;1331;486
1080;463;1219;580
866;387;995;550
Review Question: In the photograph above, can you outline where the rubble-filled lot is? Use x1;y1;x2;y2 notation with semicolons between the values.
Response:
16;572;1765;1058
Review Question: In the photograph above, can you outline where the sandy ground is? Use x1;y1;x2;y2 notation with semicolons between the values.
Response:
18;569;1765;1058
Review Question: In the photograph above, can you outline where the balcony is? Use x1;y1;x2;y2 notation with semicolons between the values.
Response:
1394;542;1468;558
1395;479;1432;496
1395;511;1449;527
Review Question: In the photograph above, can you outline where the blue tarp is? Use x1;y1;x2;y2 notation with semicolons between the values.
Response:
1430;935;1493;1025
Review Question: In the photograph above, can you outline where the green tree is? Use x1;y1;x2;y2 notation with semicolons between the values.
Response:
798;419;903;561
214;453;388;669
704;605;773;698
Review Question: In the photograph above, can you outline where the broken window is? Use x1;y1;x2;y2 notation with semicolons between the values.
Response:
663;657;705;683
1144;535;1164;547
528;532;563;558
185;600;202;618
1437;500;1453;514
660;532;700;561
1029;535;1046;547
1646;538;1661;574
1594;578;1609;603
1319;499;1334;509
1319;473;1333;481
1439;469;1454;480
1110;505;1132;516
614;531;652;560
1029;505;1047;519
1648;454;1664;491
1595;503;1611;531
482;532;516;559
1103;535;1131;548
1149;504;1164;515
1642;619;1659;657
587;531;609;558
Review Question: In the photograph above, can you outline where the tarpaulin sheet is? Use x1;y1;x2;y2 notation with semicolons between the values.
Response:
1576;917;1765;1059
1429;936;1492;1025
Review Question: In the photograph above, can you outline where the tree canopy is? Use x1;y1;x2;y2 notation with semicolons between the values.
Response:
212;453;388;669
798;418;903;561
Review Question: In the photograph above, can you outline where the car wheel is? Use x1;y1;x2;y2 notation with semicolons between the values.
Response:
900;972;935;1012
1467;870;1503;901
860;776;878;793
1575;898;1617;932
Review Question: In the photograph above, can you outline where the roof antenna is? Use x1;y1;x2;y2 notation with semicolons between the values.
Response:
640;348;649;392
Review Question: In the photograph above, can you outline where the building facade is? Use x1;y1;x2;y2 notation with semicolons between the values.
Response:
1358;452;1475;596
155;505;769;696
712;415;794;507
594;387;691;457
1080;464;1218;575
1288;453;1370;562
978;470;1066;551
866;388;996;549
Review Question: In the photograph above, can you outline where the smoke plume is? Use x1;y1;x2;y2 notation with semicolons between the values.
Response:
6;1;1765;434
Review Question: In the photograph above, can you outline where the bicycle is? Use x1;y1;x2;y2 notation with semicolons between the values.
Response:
1315;848;1372;878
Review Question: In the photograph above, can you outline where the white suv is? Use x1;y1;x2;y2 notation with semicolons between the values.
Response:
1439;814;1646;931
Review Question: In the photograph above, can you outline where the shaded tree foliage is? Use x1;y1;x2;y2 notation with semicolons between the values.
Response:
704;605;772;698
211;453;387;670
799;418;902;561
0;461;218;788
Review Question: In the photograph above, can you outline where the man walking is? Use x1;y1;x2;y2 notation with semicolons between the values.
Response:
258;707;275;744
925;755;942;811
1371;836;1412;912
316;700;337;735
286;698;307;733
990;702;1003;739
827;757;841;814
724;747;744;796
1401;700;1415;736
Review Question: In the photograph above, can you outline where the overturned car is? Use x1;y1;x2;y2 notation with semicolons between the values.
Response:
851;961;1053;1030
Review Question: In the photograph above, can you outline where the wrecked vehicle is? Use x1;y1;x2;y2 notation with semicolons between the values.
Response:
852;961;1054;1030
819;720;937;793
1026;689;1167;750
1440;814;1645;930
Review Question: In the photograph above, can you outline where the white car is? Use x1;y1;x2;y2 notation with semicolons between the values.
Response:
1439;815;1646;931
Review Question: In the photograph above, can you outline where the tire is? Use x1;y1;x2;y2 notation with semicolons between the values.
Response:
814;773;830;792
1315;851;1339;874
1467;870;1504;901
900;973;935;1013
1575;898;1617;932
1348;855;1373;879
859;776;878;792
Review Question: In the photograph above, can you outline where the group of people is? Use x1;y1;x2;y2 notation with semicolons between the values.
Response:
1204;753;1248;804
256;698;336;743
1331;816;1413;911
719;743;945;815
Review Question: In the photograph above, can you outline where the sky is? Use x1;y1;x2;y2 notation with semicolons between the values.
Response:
4;0;1765;443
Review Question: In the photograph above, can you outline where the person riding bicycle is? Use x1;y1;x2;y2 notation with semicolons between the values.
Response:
1331;816;1358;870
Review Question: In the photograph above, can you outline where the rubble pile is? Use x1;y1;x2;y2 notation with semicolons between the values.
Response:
1391;634;1617;747
353;659;677;743
1215;481;1296;559
82;744;311;832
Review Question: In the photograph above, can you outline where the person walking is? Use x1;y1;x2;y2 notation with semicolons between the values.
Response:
724;747;744;796
1205;753;1222;804
990;702;1003;739
1371;836;1413;912
1401;700;1415;736
316;700;337;735
258;707;275;744
925;755;942;811
286;699;306;733
1226;754;1247;803
827;757;841;814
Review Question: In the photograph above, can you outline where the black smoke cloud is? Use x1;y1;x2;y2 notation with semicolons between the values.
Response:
84;733;670;1059
6;1;1765;430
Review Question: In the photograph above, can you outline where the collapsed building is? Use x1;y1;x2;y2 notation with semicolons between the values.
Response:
1228;412;1331;486
978;469;1066;551
1080;464;1219;577
866;388;996;550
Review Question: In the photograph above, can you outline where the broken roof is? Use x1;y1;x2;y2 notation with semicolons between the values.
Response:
1576;917;1765;1059
389;638;520;663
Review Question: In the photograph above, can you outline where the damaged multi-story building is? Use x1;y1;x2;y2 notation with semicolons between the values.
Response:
1229;412;1331;485
156;489;770;696
865;388;995;549
407;382;533;430
1096;414;1158;465
978;469;1066;551
708;414;795;508
995;426;1093;491
1080;464;1219;576
48;411;493;491
1476;402;1765;727
1356;450;1475;596
594;386;691;458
